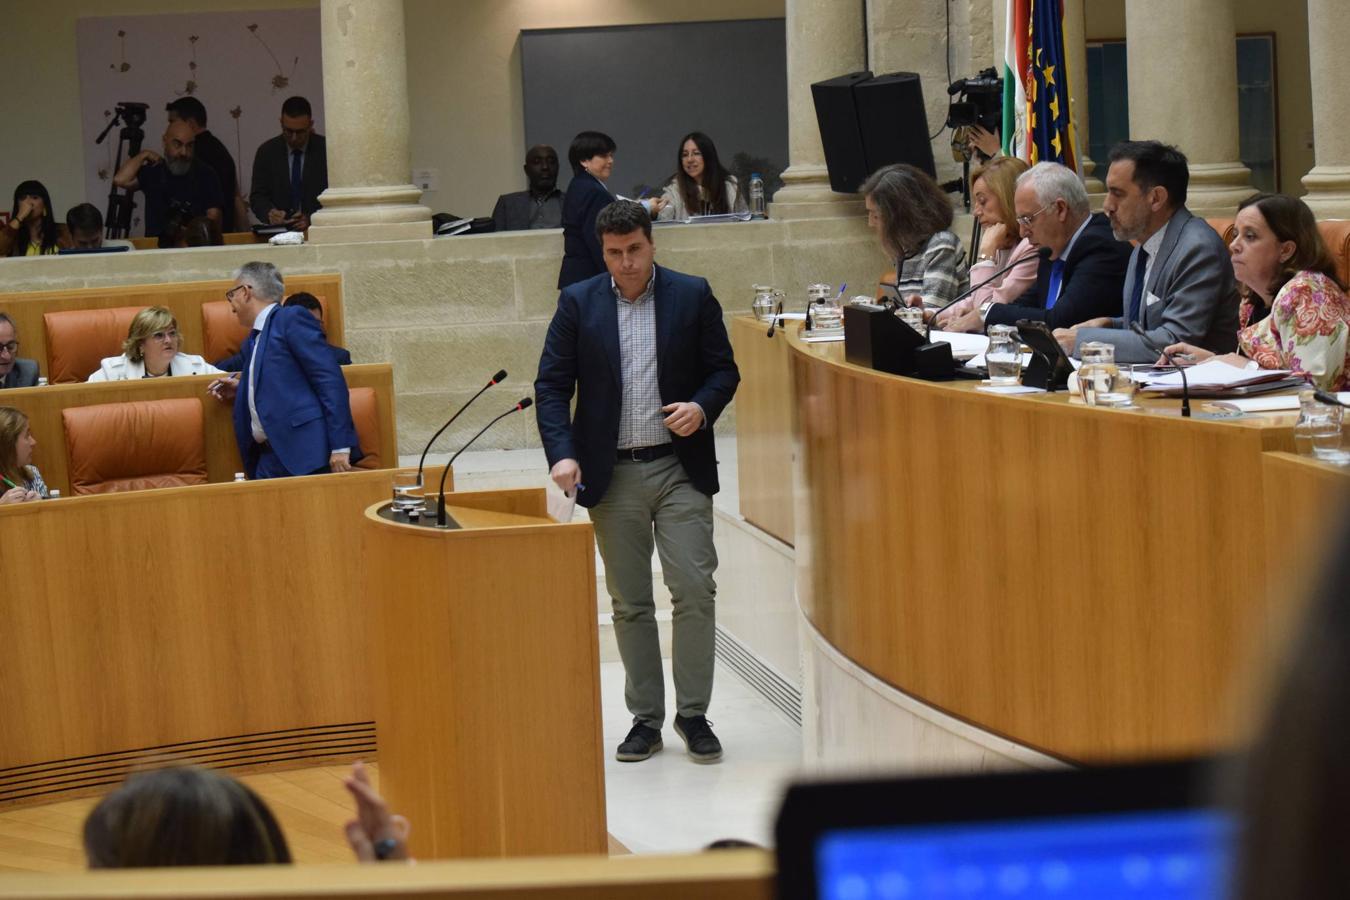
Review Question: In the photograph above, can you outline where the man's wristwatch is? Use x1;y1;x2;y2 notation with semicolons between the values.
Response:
978;300;995;323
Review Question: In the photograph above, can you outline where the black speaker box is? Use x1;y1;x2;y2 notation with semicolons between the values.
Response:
811;71;935;193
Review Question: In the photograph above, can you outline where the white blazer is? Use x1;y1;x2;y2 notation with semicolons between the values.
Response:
87;353;222;382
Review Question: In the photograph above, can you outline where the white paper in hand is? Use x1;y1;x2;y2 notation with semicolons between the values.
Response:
547;486;577;523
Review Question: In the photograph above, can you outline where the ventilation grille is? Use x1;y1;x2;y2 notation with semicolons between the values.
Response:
0;722;376;806
715;626;802;726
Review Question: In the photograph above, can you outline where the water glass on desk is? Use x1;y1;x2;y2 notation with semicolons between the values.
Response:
986;325;1022;385
391;471;424;512
1079;342;1136;407
896;305;925;332
1294;390;1347;462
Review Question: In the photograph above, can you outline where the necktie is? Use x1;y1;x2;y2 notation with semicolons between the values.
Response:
1045;259;1067;310
290;149;304;213
1127;248;1150;324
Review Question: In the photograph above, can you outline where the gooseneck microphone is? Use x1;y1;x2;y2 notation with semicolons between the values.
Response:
924;247;1052;341
417;369;507;486
1129;322;1191;418
436;397;534;527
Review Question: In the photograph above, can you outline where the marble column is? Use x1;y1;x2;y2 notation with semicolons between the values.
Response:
770;0;867;219
1124;0;1252;215
1301;0;1350;217
1061;0;1103;194
307;0;432;244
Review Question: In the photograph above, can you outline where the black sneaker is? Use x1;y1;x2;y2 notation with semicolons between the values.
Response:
616;723;663;762
673;714;723;763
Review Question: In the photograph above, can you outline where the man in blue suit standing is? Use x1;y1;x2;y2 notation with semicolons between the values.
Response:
207;261;361;479
536;200;740;765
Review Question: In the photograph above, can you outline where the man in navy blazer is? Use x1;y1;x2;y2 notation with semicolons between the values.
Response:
982;163;1131;330
207;262;361;479
536;200;739;764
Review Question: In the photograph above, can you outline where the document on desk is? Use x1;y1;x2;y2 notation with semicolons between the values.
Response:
976;384;1046;395
1140;359;1291;389
930;330;990;361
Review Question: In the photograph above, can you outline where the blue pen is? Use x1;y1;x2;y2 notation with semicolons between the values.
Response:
638;188;651;200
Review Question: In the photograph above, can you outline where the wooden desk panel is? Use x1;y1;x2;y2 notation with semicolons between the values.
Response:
2;363;395;496
1260;452;1350;620
0;273;344;373
0;467;459;805
730;316;796;545
788;327;1314;761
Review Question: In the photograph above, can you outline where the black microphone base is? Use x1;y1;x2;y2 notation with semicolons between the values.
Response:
376;502;461;530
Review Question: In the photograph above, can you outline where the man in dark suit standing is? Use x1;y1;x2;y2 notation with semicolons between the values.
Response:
978;162;1131;331
207;262;360;479
249;96;328;232
0;314;40;389
536;200;740;765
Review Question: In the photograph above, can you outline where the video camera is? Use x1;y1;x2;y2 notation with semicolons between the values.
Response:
946;68;1002;134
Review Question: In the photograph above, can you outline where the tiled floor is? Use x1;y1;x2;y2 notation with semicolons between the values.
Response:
414;438;804;853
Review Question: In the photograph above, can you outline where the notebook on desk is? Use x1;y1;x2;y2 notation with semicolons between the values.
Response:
775;758;1231;900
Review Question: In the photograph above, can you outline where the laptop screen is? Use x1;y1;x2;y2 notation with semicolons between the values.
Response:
776;759;1231;900
816;808;1231;899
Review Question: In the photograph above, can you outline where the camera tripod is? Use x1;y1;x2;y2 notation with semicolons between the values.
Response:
95;104;146;240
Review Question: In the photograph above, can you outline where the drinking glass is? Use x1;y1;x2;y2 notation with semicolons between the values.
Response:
986;325;1022;385
897;305;925;332
1079;342;1135;407
391;471;425;512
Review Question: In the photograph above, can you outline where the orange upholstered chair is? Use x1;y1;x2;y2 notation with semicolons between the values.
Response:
348;386;381;470
1317;220;1350;289
62;398;209;495
43;306;144;383
200;300;250;365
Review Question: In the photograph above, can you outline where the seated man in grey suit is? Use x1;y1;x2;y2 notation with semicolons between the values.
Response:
1056;141;1238;362
0;314;39;389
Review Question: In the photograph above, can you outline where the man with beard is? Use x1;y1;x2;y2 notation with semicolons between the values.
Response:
491;144;564;231
113;119;224;239
1055;140;1237;362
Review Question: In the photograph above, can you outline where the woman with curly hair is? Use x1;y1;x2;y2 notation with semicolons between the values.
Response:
1163;193;1350;391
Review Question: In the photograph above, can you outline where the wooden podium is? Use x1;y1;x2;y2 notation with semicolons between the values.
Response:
361;489;607;860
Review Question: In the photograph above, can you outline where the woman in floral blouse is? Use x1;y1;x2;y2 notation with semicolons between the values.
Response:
1164;193;1350;390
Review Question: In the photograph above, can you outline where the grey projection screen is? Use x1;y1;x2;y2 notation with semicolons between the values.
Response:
520;19;788;201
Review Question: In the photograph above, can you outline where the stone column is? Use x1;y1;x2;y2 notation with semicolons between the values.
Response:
307;0;432;244
1124;0;1252;215
1301;0;1350;217
1062;0;1103;194
770;0;866;219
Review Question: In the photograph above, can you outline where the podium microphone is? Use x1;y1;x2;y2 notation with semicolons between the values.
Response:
924;247;1051;340
436;397;533;528
417;369;507;486
1128;322;1191;418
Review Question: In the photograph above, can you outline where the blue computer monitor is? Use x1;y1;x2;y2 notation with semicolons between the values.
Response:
776;759;1232;900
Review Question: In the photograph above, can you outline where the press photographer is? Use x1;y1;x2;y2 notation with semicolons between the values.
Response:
947;68;1004;164
112;117;223;238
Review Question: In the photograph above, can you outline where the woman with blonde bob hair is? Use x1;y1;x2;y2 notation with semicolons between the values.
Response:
88;306;221;382
937;156;1039;330
0;406;48;504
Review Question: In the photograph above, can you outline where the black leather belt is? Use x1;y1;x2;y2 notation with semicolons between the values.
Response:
617;444;674;462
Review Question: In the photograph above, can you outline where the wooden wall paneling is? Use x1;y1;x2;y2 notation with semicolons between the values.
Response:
0;466;462;803
1;363;393;496
729;316;796;544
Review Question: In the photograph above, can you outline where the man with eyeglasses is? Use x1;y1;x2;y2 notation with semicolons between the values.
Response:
249;96;328;231
0;314;40;389
976;162;1131;332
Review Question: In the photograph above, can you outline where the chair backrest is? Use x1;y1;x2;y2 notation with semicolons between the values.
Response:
1317;220;1350;289
200;300;251;364
44;305;145;383
62;398;209;495
349;386;381;470
1205;217;1236;245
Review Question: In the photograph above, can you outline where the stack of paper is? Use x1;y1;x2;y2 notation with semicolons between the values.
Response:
930;330;990;361
1137;359;1291;390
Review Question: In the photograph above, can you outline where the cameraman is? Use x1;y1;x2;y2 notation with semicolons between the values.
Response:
113;119;222;239
965;124;1002;163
